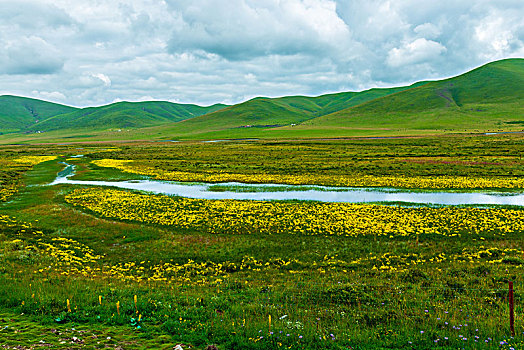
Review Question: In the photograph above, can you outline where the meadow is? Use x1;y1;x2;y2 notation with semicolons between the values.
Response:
0;134;523;349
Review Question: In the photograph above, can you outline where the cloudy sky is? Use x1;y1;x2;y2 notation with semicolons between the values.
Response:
0;0;523;107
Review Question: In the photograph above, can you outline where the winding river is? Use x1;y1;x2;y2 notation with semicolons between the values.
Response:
50;163;524;206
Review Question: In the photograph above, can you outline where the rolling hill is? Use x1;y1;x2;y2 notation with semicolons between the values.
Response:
0;96;77;132
28;101;228;131
303;58;524;131
158;82;428;137
0;96;228;134
153;59;523;140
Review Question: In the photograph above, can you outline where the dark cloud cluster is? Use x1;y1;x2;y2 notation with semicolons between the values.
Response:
0;0;522;106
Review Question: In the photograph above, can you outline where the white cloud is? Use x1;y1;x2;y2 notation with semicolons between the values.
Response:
92;73;112;87
0;0;72;29
414;23;441;39
387;38;447;67
31;90;67;103
76;74;110;89
474;14;522;60
167;0;352;60
0;36;64;74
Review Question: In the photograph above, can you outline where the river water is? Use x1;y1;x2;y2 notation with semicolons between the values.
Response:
50;163;524;206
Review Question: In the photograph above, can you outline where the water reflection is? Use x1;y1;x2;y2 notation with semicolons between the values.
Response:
50;163;524;206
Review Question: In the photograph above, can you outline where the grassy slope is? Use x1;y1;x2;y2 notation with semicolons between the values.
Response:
157;84;425;138
0;95;77;132
304;58;524;131
29;101;228;131
0;59;522;143
157;59;524;140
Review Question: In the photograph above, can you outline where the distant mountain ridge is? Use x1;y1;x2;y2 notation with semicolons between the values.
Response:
169;82;429;134
0;96;227;133
28;101;228;131
0;58;522;138
0;83;423;134
0;95;77;132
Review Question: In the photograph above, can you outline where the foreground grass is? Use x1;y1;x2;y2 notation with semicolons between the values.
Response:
0;310;177;349
0;138;523;349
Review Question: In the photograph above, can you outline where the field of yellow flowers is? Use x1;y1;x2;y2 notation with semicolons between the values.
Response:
0;155;56;201
83;134;524;190
92;158;524;190
65;187;524;238
0;136;523;349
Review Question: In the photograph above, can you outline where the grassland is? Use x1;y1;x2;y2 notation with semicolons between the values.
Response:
77;133;524;186
0;135;523;349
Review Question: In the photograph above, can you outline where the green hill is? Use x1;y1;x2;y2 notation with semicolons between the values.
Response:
29;101;227;131
304;58;524;131
160;83;425;137
1;58;522;142
0;96;77;133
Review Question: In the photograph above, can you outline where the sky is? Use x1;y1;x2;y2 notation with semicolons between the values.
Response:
0;0;523;107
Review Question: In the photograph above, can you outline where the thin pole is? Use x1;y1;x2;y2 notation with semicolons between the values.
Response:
509;281;515;337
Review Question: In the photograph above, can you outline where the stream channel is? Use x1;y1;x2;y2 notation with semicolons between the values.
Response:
50;163;524;206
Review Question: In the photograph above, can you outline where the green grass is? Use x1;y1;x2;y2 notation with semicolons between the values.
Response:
80;134;524;180
2;178;523;349
0;309;176;349
67;158;147;181
0;139;523;349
